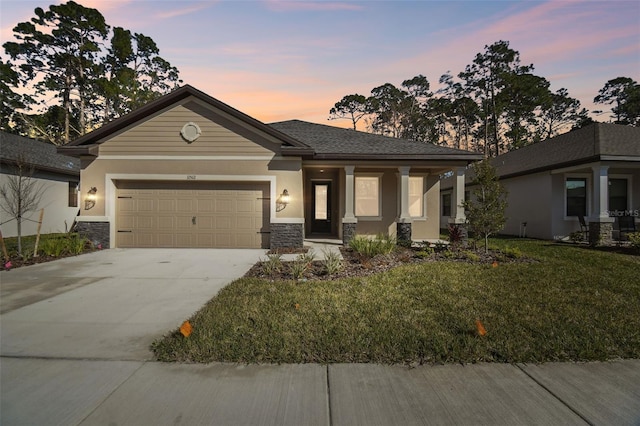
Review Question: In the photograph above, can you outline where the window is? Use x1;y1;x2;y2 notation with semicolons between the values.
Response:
408;176;424;218
355;176;380;217
566;177;587;217
442;193;452;217
609;178;628;213
68;182;78;207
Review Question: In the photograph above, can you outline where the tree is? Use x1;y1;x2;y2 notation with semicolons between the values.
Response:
0;59;28;132
459;41;533;156
0;156;46;256
328;94;370;130
463;160;508;254
96;28;181;122
3;2;181;141
3;1;109;144
537;88;584;140
594;77;640;125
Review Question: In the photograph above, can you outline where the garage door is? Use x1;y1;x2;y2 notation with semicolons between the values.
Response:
116;181;269;248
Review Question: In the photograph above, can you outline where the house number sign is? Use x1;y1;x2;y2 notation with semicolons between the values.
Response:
187;175;196;180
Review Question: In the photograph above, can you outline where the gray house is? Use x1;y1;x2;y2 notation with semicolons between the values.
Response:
1;132;80;237
441;123;640;243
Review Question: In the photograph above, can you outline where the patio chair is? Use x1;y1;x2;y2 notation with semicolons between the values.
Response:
614;216;637;243
578;214;589;241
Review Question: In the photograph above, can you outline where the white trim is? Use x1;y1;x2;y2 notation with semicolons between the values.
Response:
103;173;280;248
271;218;305;224
76;216;109;222
355;173;383;220
97;155;282;161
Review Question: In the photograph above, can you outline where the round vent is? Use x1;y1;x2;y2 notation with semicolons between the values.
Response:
180;122;201;143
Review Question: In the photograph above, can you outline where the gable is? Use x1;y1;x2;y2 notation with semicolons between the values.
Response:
99;98;281;157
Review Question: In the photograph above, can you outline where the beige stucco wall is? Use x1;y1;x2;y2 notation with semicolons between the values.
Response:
0;173;79;237
501;172;553;239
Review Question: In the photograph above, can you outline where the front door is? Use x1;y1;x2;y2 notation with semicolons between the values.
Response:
311;181;332;234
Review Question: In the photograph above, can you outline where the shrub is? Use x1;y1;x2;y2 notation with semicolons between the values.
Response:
322;250;343;275
447;224;464;248
289;259;309;280
433;241;448;253
349;234;395;258
262;253;283;275
39;236;67;257
569;231;584;244
462;250;480;262
502;246;523;259
67;234;88;255
628;232;640;252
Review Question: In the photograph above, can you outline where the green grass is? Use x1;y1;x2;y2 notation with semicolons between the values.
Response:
152;238;640;364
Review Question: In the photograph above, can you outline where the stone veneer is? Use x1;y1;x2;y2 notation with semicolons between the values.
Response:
77;221;110;248
396;222;412;246
588;221;613;246
342;222;357;246
270;223;304;249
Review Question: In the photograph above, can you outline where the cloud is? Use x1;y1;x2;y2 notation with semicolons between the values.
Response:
264;0;363;12
153;2;217;20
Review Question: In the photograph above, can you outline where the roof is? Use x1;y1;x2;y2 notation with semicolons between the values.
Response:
491;123;640;178
1;131;79;176
270;120;483;161
59;84;311;156
58;84;481;162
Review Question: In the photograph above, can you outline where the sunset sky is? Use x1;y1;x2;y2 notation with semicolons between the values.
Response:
1;0;639;129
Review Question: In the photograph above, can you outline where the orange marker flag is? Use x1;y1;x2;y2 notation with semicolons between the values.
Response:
180;320;192;337
476;319;487;336
492;261;498;268
294;303;300;310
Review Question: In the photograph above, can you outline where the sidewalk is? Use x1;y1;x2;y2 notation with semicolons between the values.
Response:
2;358;639;425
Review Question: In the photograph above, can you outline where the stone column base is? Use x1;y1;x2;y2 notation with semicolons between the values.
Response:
77;221;110;248
397;222;412;247
588;221;613;246
342;222;357;246
270;223;304;249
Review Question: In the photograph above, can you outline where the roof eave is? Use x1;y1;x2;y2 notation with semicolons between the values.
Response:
57;144;100;158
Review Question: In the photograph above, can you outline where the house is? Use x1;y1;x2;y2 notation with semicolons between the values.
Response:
440;123;640;244
0;131;80;237
58;85;482;249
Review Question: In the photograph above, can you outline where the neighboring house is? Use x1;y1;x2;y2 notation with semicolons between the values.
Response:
0;131;80;237
440;123;640;243
59;85;481;249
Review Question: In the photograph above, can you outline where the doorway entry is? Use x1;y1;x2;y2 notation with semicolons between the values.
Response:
311;181;332;234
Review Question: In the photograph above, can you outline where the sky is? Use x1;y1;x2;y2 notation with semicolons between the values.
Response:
1;0;639;129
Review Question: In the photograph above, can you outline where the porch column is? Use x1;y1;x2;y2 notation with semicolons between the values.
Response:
588;164;614;245
448;166;468;245
397;166;412;245
342;165;357;245
449;167;466;224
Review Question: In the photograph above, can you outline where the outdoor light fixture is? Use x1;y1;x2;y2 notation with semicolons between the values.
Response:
276;189;291;212
84;187;97;210
280;189;290;204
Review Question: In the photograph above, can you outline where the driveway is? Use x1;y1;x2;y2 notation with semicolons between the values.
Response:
0;248;265;360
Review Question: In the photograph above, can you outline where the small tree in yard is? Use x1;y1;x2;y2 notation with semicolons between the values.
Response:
463;160;508;253
0;156;45;256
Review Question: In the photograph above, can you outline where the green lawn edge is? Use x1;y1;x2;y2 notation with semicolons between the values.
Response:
152;238;640;364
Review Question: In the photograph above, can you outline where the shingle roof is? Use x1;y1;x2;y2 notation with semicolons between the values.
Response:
491;123;640;178
269;120;482;161
1;131;79;176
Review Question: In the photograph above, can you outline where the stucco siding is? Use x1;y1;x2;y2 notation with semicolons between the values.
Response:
99;101;278;157
0;172;79;237
501;172;552;239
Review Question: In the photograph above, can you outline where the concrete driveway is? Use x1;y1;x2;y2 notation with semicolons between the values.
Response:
0;248;266;360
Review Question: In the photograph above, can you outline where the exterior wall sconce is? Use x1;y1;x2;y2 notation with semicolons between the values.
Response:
84;187;97;210
276;189;290;212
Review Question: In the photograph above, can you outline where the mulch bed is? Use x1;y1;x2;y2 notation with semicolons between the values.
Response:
2;248;100;271
245;246;534;281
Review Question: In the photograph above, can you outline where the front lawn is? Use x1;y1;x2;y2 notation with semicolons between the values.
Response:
152;238;640;364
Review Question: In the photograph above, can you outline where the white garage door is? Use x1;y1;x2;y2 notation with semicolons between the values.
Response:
116;181;269;248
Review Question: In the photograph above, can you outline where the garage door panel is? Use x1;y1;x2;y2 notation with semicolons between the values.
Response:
117;181;269;248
